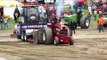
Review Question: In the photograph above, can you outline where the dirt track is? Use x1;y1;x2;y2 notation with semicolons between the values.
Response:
0;21;107;60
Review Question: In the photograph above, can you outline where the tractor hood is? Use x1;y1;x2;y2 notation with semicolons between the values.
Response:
54;22;68;30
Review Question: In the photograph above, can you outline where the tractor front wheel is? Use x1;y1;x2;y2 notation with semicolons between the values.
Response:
43;27;53;45
54;37;59;46
69;38;74;45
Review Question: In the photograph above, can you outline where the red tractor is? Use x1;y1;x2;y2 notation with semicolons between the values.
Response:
39;17;74;45
33;0;74;46
16;0;74;46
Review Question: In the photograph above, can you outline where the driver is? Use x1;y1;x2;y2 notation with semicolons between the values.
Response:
50;13;57;24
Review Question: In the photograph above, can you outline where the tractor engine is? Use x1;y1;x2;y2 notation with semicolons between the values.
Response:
59;25;68;36
55;24;68;36
52;23;72;46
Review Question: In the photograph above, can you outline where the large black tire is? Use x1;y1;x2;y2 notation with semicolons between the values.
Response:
21;31;27;42
33;30;39;44
70;38;74;45
38;30;44;44
80;15;90;29
54;37;59;46
21;32;25;42
24;33;28;42
43;27;53;45
75;23;77;29
17;35;21;39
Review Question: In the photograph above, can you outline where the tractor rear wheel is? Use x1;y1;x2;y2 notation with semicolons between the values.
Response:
33;30;44;44
43;27;53;45
38;30;44;44
21;32;25;42
80;15;90;29
21;31;27;42
17;35;21;39
24;33;28;42
33;30;39;44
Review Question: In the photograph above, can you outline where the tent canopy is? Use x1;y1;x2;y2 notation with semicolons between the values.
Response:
0;1;24;7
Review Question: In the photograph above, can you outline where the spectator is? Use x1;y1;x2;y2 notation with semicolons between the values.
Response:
4;16;8;29
13;6;20;23
70;19;76;34
94;9;97;21
91;3;96;14
0;13;4;30
97;15;104;32
77;8;82;25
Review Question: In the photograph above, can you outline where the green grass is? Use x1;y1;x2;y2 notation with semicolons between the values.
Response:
90;14;99;28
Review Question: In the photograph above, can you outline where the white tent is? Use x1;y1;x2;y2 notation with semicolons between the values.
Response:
0;1;24;18
4;7;23;18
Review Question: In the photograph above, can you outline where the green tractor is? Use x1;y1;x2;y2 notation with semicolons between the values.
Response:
62;8;91;29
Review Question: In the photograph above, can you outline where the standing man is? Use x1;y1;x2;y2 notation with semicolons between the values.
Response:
94;9;97;21
97;15;104;32
4;15;8;29
13;6;20;23
70;19;76;34
77;8;82;25
0;13;4;30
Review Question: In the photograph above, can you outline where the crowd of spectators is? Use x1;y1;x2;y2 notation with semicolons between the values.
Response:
0;13;10;30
